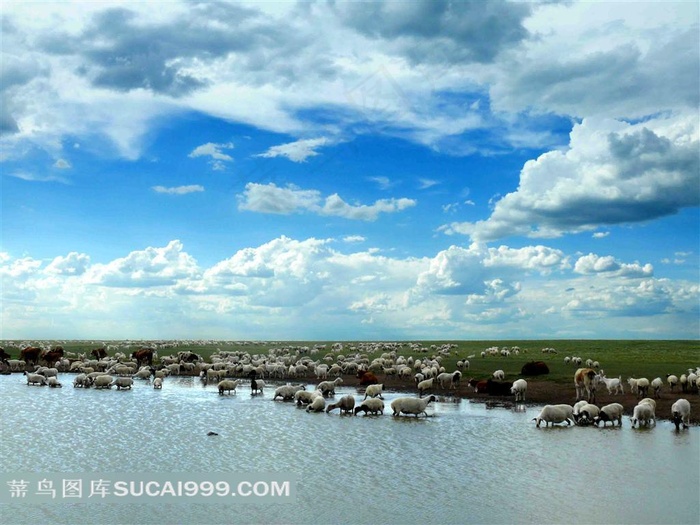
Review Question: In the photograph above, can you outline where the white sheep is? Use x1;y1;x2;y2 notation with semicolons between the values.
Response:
436;371;462;390
390;395;436;417
23;372;47;386
250;378;265;395
112;377;134;390
316;377;343;397
273;384;306;401
295;389;322;406
650;377;663;398
510;379;527;402
493;369;505;380
666;374;679;391
532;404;574;427
354;398;385;416
417;378;433;398
93;375;114;389
73;373;91;388
594;403;625;427
217;379;241;395
630;401;656;428
635;377;650;398
363;383;385;400
306;395;326;413
326;395;356;414
153;377;163;389
574;403;600;425
47;377;62;388
671;399;691;430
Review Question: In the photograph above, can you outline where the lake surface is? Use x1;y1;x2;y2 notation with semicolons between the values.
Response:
1;374;698;525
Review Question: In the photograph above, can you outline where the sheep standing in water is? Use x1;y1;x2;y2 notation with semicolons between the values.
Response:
391;395;437;417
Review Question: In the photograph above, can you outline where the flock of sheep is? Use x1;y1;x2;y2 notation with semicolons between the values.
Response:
5;341;698;429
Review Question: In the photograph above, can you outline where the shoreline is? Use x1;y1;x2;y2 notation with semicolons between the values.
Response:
339;375;700;425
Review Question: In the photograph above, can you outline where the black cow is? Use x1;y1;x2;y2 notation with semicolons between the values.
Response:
521;361;550;376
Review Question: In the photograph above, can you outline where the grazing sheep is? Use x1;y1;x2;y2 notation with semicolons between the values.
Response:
650;377;663;398
354;398;385;416
363;383;385;400
671;399;691;430
492;370;505;381
510;379;527;402
417;378;434;398
306;396;326;413
680;374;688;392
594;403;625;427
273;384;306;401
112;377;134;390
391;395;437;417
326;395;356;414
23;372;48;386
635;377;650;398
47;377;62;388
532;404;574;428
630;401;656;428
316;377;343;397
153;377;163;389
666;374;679;392
218;379;241;395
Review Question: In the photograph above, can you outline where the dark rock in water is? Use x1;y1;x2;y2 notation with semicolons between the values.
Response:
207;431;219;436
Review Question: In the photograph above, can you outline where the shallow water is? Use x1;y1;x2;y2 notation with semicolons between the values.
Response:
1;374;698;525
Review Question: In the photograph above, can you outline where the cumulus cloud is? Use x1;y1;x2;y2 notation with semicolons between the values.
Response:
238;182;416;221
1;237;698;339
255;137;331;162
85;240;200;287
574;253;653;278
153;185;204;195
440;115;699;241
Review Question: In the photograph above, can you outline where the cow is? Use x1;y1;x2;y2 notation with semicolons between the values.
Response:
468;379;489;393
574;367;598;403
132;348;154;367
486;379;514;396
41;348;64;367
20;347;42;366
0;348;10;361
91;348;108;360
357;371;378;386
521;361;550;376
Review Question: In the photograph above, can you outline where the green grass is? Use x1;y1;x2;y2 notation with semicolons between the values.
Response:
2;339;698;382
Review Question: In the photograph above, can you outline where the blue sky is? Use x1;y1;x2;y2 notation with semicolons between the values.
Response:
1;1;698;341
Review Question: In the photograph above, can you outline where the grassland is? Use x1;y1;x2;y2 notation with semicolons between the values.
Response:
3;339;697;383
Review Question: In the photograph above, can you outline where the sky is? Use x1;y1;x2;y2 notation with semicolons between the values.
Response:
1;0;698;341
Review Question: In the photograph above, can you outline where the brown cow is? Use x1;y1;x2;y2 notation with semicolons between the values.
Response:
20;347;42;366
91;348;108;360
357;371;378;386
41;348;64;367
132;348;154;367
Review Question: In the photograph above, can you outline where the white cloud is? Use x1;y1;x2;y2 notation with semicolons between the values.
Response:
255;137;331;162
153;185;204;195
53;158;71;169
238;182;416;221
440;114;699;241
1;237;697;339
7;171;69;184
188;142;234;163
